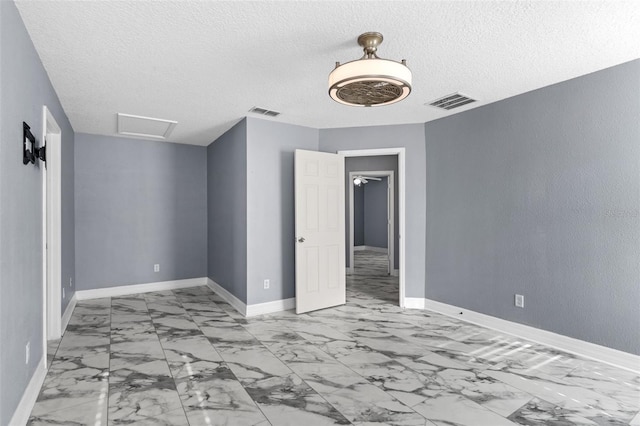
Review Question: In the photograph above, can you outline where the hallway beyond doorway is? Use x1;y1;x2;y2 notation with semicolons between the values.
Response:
347;250;398;306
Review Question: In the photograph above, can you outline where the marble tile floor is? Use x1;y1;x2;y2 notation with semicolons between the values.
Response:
28;251;640;425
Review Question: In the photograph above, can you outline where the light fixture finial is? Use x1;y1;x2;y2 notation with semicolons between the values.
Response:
357;32;383;58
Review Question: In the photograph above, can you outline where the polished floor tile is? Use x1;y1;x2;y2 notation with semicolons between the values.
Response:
28;251;640;425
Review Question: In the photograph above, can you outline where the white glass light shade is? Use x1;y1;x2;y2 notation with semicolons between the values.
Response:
328;58;412;107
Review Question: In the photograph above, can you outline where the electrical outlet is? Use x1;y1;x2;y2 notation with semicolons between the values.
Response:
154;264;160;272
515;294;524;308
25;342;30;364
63;288;65;299
263;279;270;290
69;277;73;287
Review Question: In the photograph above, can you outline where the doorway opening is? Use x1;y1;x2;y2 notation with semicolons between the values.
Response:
339;148;406;308
348;170;394;275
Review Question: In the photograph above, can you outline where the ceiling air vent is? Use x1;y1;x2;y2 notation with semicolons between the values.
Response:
427;93;476;110
117;113;177;139
249;106;280;117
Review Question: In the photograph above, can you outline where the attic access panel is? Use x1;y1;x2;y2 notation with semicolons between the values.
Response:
117;113;177;139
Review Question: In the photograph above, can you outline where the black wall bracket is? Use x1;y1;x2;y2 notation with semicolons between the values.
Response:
23;122;35;165
35;141;46;163
23;122;46;165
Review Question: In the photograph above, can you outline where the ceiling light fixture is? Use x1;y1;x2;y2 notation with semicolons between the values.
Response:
329;32;412;107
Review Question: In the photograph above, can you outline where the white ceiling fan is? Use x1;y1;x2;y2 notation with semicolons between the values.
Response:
353;175;383;186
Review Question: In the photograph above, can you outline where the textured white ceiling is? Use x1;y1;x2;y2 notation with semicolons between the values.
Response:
15;1;640;146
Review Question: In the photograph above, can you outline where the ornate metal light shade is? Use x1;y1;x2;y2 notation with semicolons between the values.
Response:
329;32;412;107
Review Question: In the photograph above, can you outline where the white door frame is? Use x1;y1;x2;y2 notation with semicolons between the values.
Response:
338;148;406;308
42;106;62;345
348;170;394;275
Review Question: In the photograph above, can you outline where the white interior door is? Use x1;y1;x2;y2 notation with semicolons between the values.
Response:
295;149;345;314
43;106;62;341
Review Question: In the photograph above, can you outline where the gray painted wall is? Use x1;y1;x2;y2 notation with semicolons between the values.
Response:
354;185;364;246
60;96;75;315
344;156;399;267
207;120;248;303
0;2;75;423
424;60;640;355
320;124;426;299
1;2;3;412
364;178;388;249
246;117;319;305
75;133;206;290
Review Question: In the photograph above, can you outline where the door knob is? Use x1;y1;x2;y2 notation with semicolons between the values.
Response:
297;237;305;243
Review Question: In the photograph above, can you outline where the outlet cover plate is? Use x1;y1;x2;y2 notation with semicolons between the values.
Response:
515;294;524;308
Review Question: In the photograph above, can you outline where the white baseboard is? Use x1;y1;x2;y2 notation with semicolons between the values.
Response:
76;277;206;300
246;298;295;317
404;297;425;309
9;356;46;426
206;279;295;317
354;245;387;253
421;298;640;374
61;294;77;334
207;278;247;316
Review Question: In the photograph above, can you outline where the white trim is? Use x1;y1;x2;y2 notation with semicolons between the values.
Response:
340;148;406;308
9;356;46;426
60;294;77;335
398;149;405;308
207;278;247;316
76;278;206;300
354;245;388;253
42;106;62;346
246;298;296;317
206;279;295;317
404;297;426;309
423;298;640;374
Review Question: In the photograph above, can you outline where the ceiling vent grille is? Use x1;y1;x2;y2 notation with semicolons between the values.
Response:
428;93;476;110
249;106;280;117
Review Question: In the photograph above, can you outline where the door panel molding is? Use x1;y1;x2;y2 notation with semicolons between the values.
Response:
295;150;346;314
